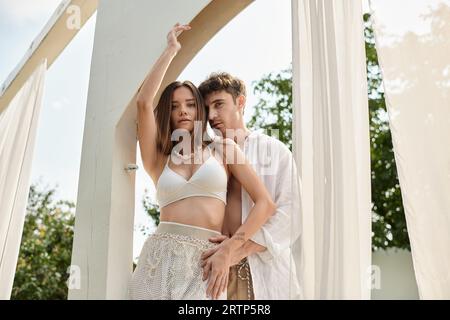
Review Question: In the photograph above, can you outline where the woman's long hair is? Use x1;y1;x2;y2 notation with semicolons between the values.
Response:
154;81;210;155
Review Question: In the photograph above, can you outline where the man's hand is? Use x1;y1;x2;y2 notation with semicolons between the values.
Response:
200;235;268;299
204;235;246;267
205;235;267;266
200;240;233;300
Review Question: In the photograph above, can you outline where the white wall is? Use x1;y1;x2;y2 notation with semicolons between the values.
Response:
371;249;419;299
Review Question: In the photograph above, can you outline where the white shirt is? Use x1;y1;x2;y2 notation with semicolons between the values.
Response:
241;131;303;300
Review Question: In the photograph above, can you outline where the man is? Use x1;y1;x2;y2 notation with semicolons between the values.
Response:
198;72;303;300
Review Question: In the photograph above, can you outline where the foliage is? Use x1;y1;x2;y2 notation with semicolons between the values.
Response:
11;184;75;299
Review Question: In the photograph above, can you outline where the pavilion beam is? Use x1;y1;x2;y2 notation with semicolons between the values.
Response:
0;0;98;113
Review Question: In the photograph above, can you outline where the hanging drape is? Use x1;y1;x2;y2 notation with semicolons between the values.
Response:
291;0;372;299
0;59;47;299
370;0;450;299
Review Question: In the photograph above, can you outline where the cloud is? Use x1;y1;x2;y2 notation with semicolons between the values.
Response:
0;0;62;24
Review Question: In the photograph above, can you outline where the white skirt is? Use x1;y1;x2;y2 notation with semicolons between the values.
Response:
128;221;227;300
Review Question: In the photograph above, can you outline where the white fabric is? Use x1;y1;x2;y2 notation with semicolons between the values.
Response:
0;59;47;299
370;0;450;299
241;131;303;299
128;221;226;300
156;145;227;208
291;0;372;299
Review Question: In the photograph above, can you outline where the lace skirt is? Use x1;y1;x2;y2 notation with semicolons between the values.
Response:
128;221;227;300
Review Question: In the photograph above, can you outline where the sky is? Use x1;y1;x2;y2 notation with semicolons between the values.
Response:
0;0;297;259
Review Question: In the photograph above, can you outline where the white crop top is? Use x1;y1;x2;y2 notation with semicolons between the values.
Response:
156;146;228;208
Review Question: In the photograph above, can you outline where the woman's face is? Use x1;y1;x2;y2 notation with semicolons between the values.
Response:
170;86;197;132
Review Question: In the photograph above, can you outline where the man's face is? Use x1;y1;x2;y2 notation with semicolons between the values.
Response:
204;90;244;136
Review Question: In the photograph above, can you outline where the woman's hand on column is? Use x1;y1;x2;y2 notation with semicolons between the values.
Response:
166;22;191;53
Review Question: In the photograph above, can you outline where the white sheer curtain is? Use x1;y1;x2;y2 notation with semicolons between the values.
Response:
370;0;450;299
0;59;47;299
291;0;372;299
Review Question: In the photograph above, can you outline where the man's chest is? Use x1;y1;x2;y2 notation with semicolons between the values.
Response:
224;176;243;234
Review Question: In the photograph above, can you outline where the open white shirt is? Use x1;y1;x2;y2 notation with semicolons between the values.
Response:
241;131;303;300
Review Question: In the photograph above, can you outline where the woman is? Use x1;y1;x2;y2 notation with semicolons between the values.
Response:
128;23;275;300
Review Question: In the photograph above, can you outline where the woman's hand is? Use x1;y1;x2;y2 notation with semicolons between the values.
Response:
200;240;234;300
167;23;191;53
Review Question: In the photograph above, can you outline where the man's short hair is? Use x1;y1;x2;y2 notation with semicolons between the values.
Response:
198;72;246;103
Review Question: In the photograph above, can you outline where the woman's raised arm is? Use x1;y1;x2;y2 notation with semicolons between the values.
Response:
136;23;190;175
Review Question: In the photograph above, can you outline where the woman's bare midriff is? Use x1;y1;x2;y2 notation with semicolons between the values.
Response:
159;196;226;233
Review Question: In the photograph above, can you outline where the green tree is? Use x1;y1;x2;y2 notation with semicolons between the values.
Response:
142;188;160;228
11;183;75;300
247;14;409;252
363;13;409;251
248;68;293;150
